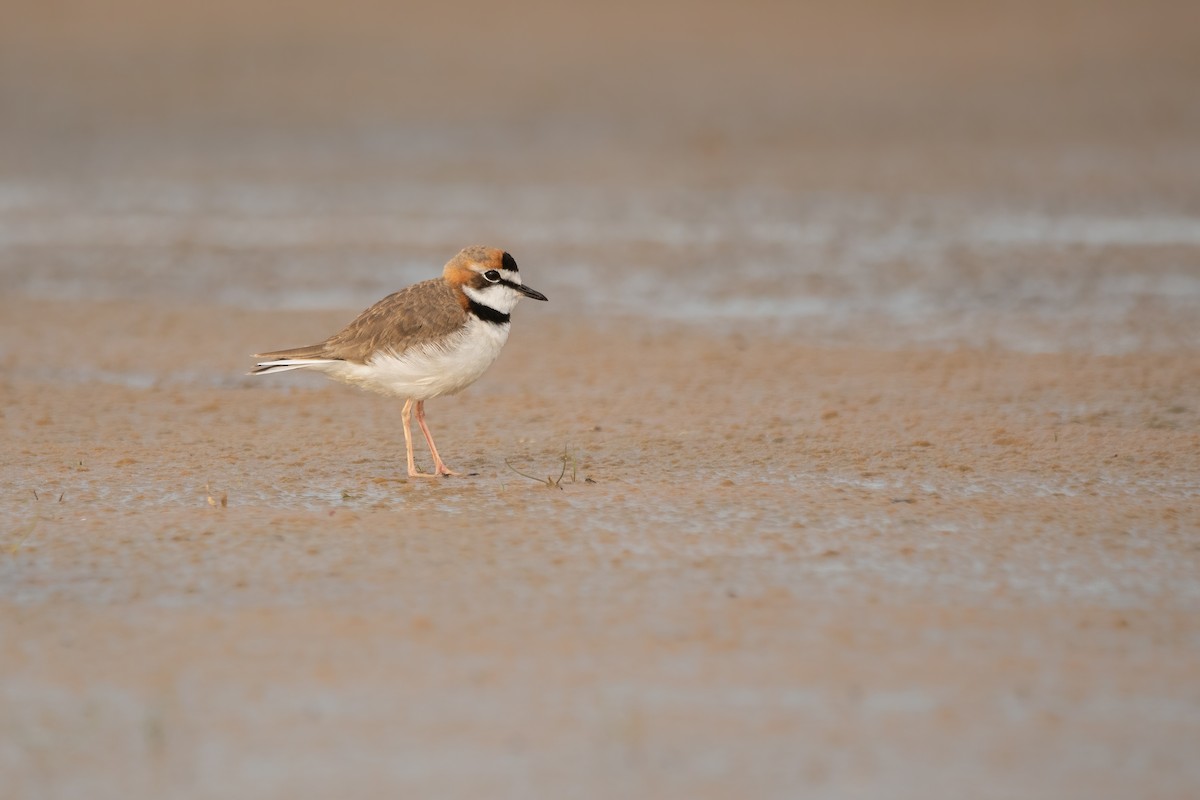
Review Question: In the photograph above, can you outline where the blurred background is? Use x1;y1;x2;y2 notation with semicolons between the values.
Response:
3;4;1200;798
2;0;1198;353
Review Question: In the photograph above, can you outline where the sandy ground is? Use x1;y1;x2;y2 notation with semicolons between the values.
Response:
3;1;1200;798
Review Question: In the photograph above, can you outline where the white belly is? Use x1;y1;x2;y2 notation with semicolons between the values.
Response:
323;318;511;400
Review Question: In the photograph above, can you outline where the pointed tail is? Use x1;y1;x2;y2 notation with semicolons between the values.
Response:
250;359;342;376
249;344;340;376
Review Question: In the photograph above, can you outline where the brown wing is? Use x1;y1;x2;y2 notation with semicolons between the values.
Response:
252;342;331;360
254;279;467;363
316;278;467;363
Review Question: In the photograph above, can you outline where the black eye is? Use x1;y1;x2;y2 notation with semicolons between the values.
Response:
483;270;501;282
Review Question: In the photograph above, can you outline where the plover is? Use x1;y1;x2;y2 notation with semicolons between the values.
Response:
250;246;547;477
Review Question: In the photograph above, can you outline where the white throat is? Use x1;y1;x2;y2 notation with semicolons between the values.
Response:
462;282;523;314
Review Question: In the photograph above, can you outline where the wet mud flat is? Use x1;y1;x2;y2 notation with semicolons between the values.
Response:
4;0;1200;796
2;302;1199;797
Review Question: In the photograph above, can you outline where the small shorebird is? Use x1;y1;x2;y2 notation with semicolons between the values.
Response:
250;246;547;477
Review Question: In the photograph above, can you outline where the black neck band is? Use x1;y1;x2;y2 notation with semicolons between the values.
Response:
467;298;510;325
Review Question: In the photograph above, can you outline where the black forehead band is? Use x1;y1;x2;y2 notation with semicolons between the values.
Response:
501;252;519;272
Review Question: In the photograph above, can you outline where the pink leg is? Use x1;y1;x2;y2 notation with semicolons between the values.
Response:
401;399;437;478
415;400;459;476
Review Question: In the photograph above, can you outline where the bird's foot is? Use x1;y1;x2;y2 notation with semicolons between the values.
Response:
407;466;460;478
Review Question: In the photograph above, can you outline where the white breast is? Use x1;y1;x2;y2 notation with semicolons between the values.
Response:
322;317;511;400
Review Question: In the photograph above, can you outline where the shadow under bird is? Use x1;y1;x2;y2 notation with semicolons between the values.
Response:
249;246;548;477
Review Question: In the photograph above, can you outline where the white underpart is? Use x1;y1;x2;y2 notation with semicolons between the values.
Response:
314;315;511;400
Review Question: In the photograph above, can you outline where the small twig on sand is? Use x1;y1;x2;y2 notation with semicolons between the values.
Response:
505;453;577;489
